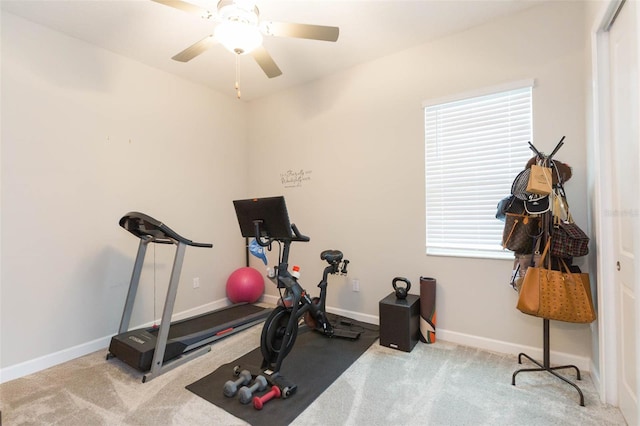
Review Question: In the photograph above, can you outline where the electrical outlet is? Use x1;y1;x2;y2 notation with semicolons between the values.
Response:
193;277;200;289
352;279;360;292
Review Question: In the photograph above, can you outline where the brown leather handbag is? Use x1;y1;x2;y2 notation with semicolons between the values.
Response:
502;213;542;254
517;241;596;323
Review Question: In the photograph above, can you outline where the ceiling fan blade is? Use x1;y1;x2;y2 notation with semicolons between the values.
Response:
172;35;218;62
250;46;283;78
261;21;339;42
151;0;214;19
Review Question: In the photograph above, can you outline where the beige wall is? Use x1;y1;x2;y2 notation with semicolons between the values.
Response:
247;0;591;358
1;13;249;369
1;0;595;378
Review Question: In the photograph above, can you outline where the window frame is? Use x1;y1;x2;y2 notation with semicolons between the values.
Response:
423;79;535;260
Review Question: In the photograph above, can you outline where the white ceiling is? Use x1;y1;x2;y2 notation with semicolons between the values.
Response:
1;0;546;101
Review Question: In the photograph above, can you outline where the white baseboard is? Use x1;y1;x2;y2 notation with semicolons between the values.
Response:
0;299;592;384
171;299;230;321
0;298;234;385
261;294;380;325
259;295;592;371
0;335;112;384
435;328;592;372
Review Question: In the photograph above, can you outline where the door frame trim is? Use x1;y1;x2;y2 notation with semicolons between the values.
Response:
591;1;640;417
591;0;623;406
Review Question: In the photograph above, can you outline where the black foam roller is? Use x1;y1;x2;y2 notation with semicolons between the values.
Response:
419;277;436;343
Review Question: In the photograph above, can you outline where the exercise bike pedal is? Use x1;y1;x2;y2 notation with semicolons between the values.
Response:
281;385;296;399
262;370;297;399
332;327;362;340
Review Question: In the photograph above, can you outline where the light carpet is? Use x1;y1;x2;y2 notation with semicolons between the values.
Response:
0;325;626;425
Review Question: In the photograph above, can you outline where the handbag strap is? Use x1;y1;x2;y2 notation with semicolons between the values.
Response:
539;238;551;265
503;218;519;249
560;258;576;275
528;235;542;267
552;169;574;223
503;214;528;248
510;261;521;291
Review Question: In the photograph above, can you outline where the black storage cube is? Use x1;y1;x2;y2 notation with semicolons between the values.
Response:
379;293;420;352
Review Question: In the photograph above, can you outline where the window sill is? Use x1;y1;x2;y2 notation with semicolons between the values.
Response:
426;248;515;260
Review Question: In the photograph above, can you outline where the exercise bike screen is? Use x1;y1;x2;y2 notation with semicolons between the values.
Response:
233;196;293;240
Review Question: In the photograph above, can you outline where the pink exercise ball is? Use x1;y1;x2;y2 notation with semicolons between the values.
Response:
226;267;265;304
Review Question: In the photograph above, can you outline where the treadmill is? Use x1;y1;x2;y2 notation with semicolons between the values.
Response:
107;212;271;382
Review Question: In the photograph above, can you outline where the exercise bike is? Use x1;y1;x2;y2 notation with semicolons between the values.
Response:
232;196;362;399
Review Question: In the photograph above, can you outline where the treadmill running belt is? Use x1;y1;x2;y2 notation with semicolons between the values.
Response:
151;303;268;339
108;304;270;373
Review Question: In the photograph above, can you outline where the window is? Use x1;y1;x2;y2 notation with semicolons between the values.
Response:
424;80;534;259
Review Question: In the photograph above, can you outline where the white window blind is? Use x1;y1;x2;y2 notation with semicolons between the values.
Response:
424;83;533;259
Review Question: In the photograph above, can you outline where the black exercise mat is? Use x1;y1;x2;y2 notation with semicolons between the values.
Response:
186;316;378;426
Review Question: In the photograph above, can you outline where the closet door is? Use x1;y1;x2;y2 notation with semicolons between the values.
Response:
608;0;639;424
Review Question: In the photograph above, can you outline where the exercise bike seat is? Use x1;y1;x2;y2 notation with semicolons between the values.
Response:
320;250;343;264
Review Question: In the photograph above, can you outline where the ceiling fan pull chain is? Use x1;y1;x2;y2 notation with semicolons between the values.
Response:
235;54;241;99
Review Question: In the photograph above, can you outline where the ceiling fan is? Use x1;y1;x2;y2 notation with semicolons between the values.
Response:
153;0;340;79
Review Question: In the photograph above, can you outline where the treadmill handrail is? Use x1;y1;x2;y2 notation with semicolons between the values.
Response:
119;212;213;248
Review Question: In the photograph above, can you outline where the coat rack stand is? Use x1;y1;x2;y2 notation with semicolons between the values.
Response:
512;318;585;406
511;137;585;406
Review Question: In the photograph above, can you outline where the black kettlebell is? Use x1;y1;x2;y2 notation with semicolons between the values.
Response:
392;277;411;299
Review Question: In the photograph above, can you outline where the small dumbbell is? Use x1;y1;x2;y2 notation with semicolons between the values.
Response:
253;385;281;410
238;375;268;405
223;369;251;397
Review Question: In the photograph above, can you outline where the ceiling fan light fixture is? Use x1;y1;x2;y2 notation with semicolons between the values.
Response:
158;0;339;84
215;20;263;55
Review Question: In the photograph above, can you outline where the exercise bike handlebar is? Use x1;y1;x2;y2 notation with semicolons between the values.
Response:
291;224;310;242
253;221;310;246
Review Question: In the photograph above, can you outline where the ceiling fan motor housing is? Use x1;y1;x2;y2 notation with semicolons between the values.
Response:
215;0;262;54
217;0;259;24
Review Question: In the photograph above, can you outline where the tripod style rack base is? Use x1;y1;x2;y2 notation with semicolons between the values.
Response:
512;319;585;406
